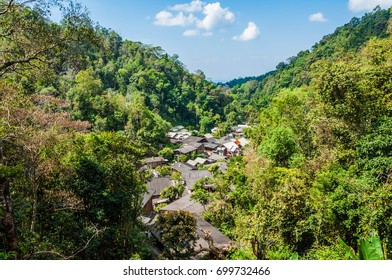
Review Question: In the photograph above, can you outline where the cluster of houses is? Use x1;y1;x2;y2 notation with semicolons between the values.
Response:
169;125;249;163
141;125;250;258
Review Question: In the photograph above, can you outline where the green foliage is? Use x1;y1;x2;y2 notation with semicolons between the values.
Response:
192;177;213;191
197;163;207;170
218;8;392;261
339;235;386;260
190;188;210;209
358;236;385;260
52;132;148;259
305;244;347;260
259;127;297;167
170;171;182;181
0;251;16;260
125;94;171;147
178;154;189;162
155;165;172;177
265;244;297;260
154;203;168;212
67;69;103;122
355;117;392;183
207;163;220;174
203;200;235;237
289;252;299;260
0;165;23;179
1;0;392;261
0;0;96;78
227;247;257;260
160;184;184;202
158;147;174;161
156;210;198;259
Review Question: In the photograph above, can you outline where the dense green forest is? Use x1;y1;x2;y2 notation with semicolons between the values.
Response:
205;6;392;260
0;0;391;259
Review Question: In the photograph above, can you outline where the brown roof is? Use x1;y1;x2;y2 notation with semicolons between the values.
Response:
184;170;212;190
146;177;172;196
182;136;204;144
159;196;232;249
195;217;232;249
144;156;165;164
208;154;227;161
172;162;196;173
159;194;204;216
204;134;217;143
175;145;198;155
142;189;156;207
204;143;220;150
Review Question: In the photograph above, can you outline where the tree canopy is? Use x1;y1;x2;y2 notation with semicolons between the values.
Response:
1;1;392;260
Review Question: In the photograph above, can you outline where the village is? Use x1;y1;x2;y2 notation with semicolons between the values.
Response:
141;124;250;258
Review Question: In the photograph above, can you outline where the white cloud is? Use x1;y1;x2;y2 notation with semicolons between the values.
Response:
170;0;205;13
197;2;235;30
182;29;200;37
154;1;237;37
183;29;200;36
154;11;197;27
233;22;261;41
348;0;392;12
183;29;213;37
309;12;328;22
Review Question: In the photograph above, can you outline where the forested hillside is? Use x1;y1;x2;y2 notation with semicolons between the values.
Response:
202;7;392;259
220;7;391;126
0;0;391;260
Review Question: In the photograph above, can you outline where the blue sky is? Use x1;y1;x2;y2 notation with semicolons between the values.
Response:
73;0;392;82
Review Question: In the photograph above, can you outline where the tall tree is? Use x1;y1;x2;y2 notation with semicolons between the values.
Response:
0;0;95;77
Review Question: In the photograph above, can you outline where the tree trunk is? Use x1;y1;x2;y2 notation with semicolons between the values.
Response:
30;181;37;232
0;178;20;259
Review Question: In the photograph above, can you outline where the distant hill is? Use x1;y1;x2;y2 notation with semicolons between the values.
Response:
226;7;391;111
217;71;275;88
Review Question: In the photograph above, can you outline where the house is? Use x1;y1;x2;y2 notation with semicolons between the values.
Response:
195;217;232;252
159;194;204;216
142;189;156;214
238;137;249;147
203;142;220;155
187;157;208;167
172;162;196;173
170;125;185;132
215;135;235;146
187;159;198;167
174;142;204;156
167;126;193;144
169;133;188;144
172;162;212;192
231;124;250;136
216;146;226;156
194;157;208;165
203;134;217;143
182;136;206;144
159;195;232;255
166;132;177;139
174;144;198;156
190;142;205;154
183;170;212;191
145;177;174;211
146;177;172;196
208;153;226;163
223;141;240;157
144;157;166;169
